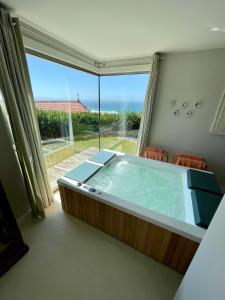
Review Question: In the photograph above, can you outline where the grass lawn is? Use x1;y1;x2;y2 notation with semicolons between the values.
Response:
44;136;137;168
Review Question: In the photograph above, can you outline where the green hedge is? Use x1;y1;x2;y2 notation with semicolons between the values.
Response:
36;109;142;140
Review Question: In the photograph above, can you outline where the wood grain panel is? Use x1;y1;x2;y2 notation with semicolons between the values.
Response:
59;185;199;273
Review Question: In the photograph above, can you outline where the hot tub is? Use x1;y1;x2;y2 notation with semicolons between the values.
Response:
58;150;206;273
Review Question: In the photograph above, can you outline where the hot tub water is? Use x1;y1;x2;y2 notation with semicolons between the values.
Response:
87;158;187;221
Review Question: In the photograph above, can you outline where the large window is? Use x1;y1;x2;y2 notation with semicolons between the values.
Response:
27;54;148;190
99;74;148;153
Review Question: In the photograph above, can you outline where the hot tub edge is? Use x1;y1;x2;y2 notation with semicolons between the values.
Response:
59;184;199;274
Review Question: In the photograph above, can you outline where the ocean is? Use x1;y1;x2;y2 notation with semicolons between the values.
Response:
82;100;144;113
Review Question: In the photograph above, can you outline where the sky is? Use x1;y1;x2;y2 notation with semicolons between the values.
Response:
26;54;149;103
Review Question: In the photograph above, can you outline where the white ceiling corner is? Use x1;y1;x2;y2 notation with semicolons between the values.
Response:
5;0;225;60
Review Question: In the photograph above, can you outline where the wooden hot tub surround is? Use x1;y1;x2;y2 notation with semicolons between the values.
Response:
59;184;199;274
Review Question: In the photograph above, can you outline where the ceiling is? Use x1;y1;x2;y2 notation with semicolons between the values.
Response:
4;0;225;60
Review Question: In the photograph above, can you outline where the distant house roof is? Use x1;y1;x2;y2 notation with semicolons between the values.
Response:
35;100;90;113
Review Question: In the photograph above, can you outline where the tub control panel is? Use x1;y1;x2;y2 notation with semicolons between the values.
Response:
76;182;96;193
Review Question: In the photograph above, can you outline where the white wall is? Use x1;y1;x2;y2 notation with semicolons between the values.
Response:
0;110;30;218
173;194;225;300
150;49;225;185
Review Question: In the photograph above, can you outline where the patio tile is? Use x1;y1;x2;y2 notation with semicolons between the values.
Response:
47;147;98;189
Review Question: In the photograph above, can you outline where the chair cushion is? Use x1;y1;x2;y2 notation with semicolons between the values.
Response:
176;157;206;170
175;152;205;162
143;150;164;161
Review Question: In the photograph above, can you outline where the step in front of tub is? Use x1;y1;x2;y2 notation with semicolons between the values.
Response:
88;150;116;165
64;162;101;183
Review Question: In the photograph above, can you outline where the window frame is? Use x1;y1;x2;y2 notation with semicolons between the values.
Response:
26;51;149;152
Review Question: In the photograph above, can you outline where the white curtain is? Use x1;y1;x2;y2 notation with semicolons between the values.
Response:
137;54;160;154
0;9;54;217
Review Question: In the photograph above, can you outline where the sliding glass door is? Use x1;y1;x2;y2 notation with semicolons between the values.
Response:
27;54;99;190
99;74;148;154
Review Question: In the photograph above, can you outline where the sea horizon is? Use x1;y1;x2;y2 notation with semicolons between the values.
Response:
35;99;144;113
83;99;144;113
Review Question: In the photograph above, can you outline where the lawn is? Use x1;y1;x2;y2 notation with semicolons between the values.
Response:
43;136;137;168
